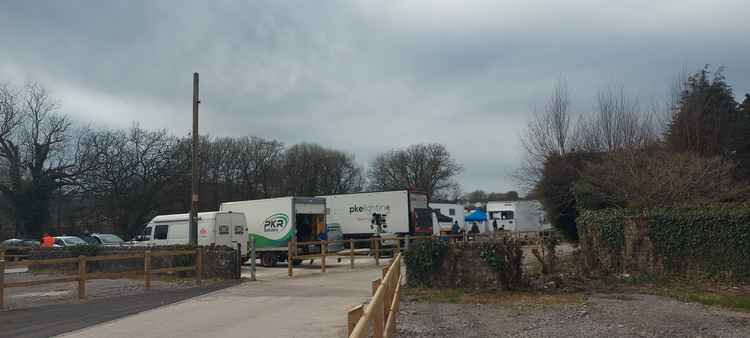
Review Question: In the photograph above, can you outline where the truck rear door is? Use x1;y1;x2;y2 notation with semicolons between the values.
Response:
230;213;247;254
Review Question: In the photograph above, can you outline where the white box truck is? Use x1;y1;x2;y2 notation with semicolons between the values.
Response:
220;196;329;267
318;190;434;238
486;200;549;232
429;202;465;233
138;211;247;256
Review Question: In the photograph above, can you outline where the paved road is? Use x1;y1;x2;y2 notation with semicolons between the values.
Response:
0;281;238;338
57;260;386;338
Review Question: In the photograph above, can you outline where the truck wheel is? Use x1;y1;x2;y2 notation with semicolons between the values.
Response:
261;253;277;267
293;259;303;266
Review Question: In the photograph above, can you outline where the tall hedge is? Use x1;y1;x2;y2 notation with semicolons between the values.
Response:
577;204;750;280
649;205;750;278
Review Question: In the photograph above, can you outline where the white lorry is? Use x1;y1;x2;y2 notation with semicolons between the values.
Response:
318;190;435;238
486;200;550;232
138;211;248;255
219;196;330;267
429;202;465;233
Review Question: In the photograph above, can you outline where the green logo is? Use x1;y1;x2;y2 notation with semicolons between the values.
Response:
263;213;289;233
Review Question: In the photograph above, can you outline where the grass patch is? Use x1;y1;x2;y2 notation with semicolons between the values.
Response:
606;274;750;312
403;287;584;305
658;288;750;312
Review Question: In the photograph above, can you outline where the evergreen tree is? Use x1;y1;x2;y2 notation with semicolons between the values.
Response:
666;67;739;156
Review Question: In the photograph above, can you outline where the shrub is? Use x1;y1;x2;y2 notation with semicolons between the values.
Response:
478;239;525;288
404;239;449;287
65;244;99;257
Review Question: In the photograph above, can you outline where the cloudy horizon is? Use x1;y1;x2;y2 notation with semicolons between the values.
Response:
2;0;749;194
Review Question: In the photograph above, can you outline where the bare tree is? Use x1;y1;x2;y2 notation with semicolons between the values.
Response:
279;143;364;196
517;79;574;188
574;85;658;152
368;143;462;198
0;83;86;236
577;149;749;210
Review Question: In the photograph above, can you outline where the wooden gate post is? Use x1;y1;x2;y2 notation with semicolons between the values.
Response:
287;240;293;277
0;258;5;309
349;239;355;269
374;239;380;266
144;250;152;289
249;237;257;281
78;256;87;300
321;240;327;273
196;247;204;285
347;304;364;336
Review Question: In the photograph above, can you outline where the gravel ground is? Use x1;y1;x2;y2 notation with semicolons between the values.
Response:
396;292;750;338
3;271;210;311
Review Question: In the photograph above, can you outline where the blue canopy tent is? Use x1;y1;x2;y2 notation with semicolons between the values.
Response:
464;210;487;223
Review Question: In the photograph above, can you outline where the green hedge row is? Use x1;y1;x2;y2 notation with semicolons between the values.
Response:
577;204;750;280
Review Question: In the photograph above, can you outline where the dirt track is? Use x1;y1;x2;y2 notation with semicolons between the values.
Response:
396;292;750;338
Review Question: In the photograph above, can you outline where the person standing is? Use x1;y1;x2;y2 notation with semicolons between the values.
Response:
42;233;54;248
492;219;498;232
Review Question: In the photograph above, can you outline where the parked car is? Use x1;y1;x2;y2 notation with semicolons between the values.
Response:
53;236;88;247
81;233;126;246
1;238;40;259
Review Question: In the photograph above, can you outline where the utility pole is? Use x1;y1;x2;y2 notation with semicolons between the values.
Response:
189;72;200;245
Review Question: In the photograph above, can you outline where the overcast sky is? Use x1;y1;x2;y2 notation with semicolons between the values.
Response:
1;1;749;193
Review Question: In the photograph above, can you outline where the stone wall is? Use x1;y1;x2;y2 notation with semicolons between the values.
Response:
578;215;666;277
25;245;240;279
405;239;525;290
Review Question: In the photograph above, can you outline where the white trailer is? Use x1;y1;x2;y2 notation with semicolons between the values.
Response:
318;190;434;238
139;211;247;256
429;202;465;232
486;200;549;232
220;196;327;267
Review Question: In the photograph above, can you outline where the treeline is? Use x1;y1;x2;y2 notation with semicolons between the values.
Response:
523;66;750;239
0;83;463;239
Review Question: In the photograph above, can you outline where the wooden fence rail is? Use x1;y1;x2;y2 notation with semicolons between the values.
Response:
283;230;560;277
347;253;403;338
0;247;204;309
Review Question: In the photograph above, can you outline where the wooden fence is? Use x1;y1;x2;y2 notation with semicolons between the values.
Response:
0;248;203;309
282;230;559;277
347;253;403;338
0;247;33;263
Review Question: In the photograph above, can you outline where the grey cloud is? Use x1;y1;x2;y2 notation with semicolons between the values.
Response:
2;0;749;193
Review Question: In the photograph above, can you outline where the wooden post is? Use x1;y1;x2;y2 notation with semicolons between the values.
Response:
349;239;355;269
189;72;200;246
236;243;242;279
0;258;5;309
287;240;293;277
373;297;384;338
347;304;364;336
196;247;204;285
374;238;380;266
372;278;381;296
250;237;257;281
144;250;152;289
321;240;327;273
395;237;401;254
78;256;87;301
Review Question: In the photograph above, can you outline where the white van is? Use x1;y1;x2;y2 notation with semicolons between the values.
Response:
486;200;549;232
138;211;247;257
